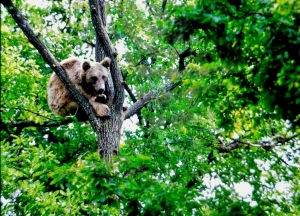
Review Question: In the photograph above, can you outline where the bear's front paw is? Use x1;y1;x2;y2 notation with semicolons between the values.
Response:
101;105;111;119
95;94;107;104
95;104;110;119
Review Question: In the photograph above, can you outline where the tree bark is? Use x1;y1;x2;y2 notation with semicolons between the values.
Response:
89;0;125;159
125;81;182;120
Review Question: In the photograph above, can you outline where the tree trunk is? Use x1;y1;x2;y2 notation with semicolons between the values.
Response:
90;0;125;160
97;111;123;159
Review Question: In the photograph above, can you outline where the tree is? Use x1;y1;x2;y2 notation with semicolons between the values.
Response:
1;0;299;215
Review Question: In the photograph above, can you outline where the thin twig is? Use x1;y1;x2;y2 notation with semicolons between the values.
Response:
3;106;56;121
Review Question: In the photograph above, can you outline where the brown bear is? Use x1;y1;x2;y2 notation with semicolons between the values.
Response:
47;57;111;121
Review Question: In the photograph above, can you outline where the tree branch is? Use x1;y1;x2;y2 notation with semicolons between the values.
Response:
124;47;195;121
1;0;102;132
146;0;156;16
215;134;299;153
236;10;272;19
10;119;74;130
162;0;167;12
83;40;96;47
3;119;74;143
92;0;116;106
123;82;137;103
89;0;124;109
178;47;197;72
124;81;181;120
3;106;56;121
0;118;11;135
123;82;143;125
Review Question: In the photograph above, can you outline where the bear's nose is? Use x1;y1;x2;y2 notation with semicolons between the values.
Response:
97;88;105;94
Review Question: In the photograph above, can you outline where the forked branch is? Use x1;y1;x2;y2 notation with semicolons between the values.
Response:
124;47;195;120
124;81;181;120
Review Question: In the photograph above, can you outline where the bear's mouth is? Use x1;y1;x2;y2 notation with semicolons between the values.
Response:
97;89;105;95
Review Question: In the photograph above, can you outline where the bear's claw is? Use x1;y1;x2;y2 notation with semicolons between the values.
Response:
95;94;107;104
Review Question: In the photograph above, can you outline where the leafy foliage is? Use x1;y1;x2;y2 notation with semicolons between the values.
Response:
1;0;299;215
165;0;300;126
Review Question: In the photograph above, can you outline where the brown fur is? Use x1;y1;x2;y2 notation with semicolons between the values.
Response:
47;57;111;121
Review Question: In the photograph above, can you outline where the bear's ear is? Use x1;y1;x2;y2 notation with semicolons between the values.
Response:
61;58;80;70
101;57;111;69
82;61;91;71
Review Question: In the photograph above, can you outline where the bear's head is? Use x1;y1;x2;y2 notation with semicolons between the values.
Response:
82;57;111;95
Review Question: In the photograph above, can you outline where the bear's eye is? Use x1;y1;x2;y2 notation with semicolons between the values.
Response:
91;76;98;83
102;76;106;80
